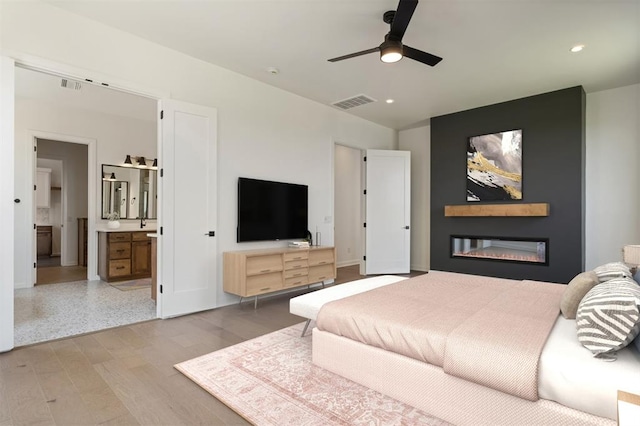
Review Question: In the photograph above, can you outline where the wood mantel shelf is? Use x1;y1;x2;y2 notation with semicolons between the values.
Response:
444;203;549;217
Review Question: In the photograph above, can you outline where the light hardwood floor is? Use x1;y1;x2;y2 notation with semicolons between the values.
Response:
1;266;426;425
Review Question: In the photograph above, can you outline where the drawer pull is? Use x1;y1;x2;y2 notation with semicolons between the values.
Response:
260;287;271;291
292;281;302;285
293;256;302;260
318;261;327;265
116;249;125;253
318;276;326;280
293;273;302;277
260;269;271;273
291;265;302;269
116;266;125;270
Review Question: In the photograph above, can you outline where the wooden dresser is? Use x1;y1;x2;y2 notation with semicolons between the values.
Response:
98;231;152;282
223;246;336;304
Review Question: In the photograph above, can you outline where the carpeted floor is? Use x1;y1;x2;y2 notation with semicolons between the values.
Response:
175;323;450;426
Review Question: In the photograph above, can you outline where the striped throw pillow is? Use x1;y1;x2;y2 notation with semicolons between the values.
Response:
576;277;640;358
593;262;632;282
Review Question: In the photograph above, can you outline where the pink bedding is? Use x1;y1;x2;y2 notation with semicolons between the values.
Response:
316;271;565;401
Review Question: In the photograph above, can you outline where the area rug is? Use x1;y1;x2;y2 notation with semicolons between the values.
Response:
174;323;450;426
109;277;151;291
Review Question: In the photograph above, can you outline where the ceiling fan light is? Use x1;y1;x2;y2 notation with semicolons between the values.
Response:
379;39;403;63
381;51;403;63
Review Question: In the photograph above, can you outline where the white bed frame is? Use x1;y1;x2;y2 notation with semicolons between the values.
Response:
312;328;615;426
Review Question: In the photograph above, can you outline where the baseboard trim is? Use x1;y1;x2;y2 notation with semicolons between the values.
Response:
337;260;360;268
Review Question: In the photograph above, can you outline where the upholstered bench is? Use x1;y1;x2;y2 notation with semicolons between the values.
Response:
289;275;408;336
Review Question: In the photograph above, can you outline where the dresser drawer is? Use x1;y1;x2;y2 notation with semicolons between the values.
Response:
246;272;283;295
109;259;131;277
284;276;308;288
284;259;307;271
284;267;308;279
109;232;131;243
308;249;334;266
109;242;131;260
308;264;334;283
283;251;308;262
246;255;282;276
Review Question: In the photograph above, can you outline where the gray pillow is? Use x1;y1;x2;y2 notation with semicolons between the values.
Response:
576;277;640;358
560;271;599;319
593;262;632;282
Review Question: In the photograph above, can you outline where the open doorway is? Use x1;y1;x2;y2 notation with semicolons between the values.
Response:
13;65;158;347
35;139;88;285
334;144;364;275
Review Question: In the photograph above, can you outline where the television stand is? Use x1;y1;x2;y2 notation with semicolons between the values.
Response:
223;246;336;308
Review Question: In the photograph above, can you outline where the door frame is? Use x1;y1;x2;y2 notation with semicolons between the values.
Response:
31;133;96;283
331;140;366;274
1;52;169;352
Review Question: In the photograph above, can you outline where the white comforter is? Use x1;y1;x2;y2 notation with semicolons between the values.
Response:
539;316;640;420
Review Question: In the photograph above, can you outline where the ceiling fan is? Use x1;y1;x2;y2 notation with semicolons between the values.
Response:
328;0;442;67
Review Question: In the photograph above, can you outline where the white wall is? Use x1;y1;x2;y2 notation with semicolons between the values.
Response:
13;98;156;288
585;84;640;269
1;2;396;307
399;126;430;271
334;144;362;267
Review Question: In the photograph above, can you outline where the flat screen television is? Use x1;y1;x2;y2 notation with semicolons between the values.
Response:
237;177;308;242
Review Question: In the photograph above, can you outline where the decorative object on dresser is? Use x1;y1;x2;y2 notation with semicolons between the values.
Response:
223;246;336;308
98;231;152;282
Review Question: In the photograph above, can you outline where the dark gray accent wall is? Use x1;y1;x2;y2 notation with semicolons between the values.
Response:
430;86;585;283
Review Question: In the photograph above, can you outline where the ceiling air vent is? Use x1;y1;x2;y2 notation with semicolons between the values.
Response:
60;78;82;91
332;94;377;110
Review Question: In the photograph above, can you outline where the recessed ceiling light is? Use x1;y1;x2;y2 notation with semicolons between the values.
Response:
386;99;394;104
570;44;585;53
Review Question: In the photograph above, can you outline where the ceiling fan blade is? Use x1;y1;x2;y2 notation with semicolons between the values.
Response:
403;45;442;66
328;47;380;62
389;0;418;41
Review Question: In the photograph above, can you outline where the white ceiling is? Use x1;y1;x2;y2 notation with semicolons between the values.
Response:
35;0;640;129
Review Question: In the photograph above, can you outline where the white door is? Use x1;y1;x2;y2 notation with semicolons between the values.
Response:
159;100;217;318
1;56;15;352
364;149;411;274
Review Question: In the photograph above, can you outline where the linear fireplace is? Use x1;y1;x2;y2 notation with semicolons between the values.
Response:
451;235;548;265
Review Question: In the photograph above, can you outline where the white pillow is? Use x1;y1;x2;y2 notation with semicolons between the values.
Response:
593;262;632;282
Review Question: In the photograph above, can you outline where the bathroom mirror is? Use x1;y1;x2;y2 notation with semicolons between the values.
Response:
101;164;158;219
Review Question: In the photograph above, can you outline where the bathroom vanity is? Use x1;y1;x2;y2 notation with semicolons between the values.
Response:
97;230;153;282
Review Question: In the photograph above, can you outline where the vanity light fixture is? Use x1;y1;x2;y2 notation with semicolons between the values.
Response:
152;158;158;168
123;155;154;168
110;172;116;180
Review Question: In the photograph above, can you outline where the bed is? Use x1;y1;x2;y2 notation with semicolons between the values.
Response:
311;271;640;425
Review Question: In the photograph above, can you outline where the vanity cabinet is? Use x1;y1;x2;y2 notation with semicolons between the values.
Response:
223;246;336;300
98;231;152;282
